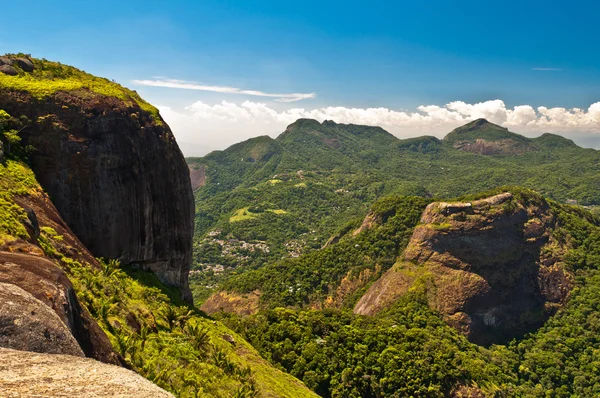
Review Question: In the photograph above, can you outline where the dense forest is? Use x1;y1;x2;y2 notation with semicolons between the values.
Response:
215;189;600;397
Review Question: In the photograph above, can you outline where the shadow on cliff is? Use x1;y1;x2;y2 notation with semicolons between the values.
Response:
121;265;208;316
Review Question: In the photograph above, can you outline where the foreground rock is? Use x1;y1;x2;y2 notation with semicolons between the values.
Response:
0;250;121;365
0;282;83;357
355;192;573;345
0;348;173;397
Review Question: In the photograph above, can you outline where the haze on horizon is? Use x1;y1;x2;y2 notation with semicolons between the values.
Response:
2;0;599;156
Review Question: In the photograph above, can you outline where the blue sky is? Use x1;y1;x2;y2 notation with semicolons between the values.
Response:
3;0;600;155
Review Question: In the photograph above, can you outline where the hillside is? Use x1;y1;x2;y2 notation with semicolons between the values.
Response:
0;54;316;398
188;118;600;304
215;188;600;397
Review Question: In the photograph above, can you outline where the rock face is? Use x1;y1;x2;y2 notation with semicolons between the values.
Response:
0;84;195;300
189;164;206;191
0;282;84;356
355;192;573;345
0;347;173;397
0;251;121;365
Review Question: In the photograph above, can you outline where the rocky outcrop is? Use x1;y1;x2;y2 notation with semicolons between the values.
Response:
355;192;573;345
0;251;121;365
0;60;194;300
189;163;206;190
444;119;537;155
0;347;173;397
0;282;83;356
452;138;537;155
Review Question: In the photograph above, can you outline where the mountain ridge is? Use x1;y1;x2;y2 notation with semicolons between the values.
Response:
188;117;600;305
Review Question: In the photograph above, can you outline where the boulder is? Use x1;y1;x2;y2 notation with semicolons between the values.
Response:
0;251;122;365
14;57;34;72
0;56;14;66
0;65;18;76
0;347;174;397
0;282;84;356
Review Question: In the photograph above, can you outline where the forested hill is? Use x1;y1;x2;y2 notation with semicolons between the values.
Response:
187;118;600;303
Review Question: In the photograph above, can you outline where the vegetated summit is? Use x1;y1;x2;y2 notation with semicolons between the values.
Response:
187;116;600;304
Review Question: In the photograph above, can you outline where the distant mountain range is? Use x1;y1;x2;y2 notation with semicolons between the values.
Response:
187;118;600;303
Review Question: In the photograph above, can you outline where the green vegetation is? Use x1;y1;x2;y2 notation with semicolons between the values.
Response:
220;299;513;397
188;119;600;304
229;207;288;223
0;156;315;398
0;159;39;244
223;196;429;309
0;54;160;122
216;190;600;397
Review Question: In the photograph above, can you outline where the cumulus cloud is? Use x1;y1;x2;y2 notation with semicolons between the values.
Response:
132;79;315;102
158;99;600;156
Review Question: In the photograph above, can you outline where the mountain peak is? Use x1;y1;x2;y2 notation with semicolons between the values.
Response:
444;118;510;140
443;119;535;155
283;118;322;131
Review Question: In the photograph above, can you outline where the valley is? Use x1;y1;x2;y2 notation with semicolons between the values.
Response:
2;53;600;398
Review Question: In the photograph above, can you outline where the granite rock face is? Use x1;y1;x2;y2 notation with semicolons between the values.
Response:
0;250;122;365
0;87;195;301
355;192;573;345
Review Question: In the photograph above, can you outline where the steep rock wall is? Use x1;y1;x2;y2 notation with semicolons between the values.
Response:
0;87;194;300
355;192;573;345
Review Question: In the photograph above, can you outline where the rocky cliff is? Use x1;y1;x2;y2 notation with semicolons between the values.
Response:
355;191;573;345
0;164;122;364
0;55;319;397
0;55;194;300
443;118;537;155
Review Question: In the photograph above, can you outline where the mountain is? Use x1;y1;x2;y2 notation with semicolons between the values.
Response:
355;190;571;345
186;118;600;396
215;187;600;397
187;117;600;304
443;118;537;154
0;53;194;300
0;54;316;397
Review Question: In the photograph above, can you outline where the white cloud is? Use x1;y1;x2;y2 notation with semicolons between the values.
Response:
159;99;600;156
132;78;315;102
532;67;563;71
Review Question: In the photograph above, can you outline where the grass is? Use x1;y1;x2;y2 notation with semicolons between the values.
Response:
0;55;161;124
230;207;288;223
230;207;259;223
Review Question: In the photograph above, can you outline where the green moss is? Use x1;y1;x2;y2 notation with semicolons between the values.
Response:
429;222;452;231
